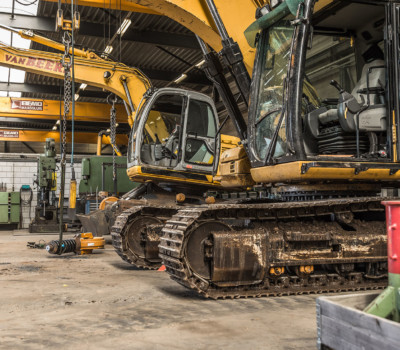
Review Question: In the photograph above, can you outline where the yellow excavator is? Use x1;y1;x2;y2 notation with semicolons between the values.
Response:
144;0;399;298
0;25;239;263
14;0;260;266
85;0;399;298
6;1;396;299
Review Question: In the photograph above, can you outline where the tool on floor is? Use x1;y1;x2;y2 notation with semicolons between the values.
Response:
46;232;105;255
27;240;46;249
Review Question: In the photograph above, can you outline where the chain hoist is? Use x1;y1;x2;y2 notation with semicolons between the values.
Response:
108;94;118;195
57;30;72;254
61;31;72;162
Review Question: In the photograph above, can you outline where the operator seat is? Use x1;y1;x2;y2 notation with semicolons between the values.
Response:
352;59;385;105
316;59;386;133
336;59;386;133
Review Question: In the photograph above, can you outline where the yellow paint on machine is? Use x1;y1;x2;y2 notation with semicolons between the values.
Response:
251;161;400;183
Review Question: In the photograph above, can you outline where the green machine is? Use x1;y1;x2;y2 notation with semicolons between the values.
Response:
79;156;138;213
76;155;139;236
29;138;59;233
0;191;20;228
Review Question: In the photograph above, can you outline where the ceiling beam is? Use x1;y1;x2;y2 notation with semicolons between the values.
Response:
42;0;159;15
0;70;211;97
0;12;199;50
0;97;127;122
0;117;130;133
0;82;58;95
141;69;210;86
0;129;128;144
0;12;54;31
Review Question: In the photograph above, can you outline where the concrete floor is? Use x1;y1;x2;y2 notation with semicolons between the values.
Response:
0;230;322;350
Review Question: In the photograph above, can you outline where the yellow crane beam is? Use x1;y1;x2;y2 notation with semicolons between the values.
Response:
0;44;151;127
0;129;128;145
0;97;127;123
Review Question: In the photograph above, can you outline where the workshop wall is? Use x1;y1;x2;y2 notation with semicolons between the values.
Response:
0;154;82;229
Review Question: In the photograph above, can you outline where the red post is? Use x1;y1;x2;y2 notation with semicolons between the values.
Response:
382;201;400;275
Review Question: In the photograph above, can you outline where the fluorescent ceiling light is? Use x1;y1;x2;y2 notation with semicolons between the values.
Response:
195;59;205;68
74;94;79;101
80;83;87;90
104;45;113;54
173;73;187;84
116;19;132;36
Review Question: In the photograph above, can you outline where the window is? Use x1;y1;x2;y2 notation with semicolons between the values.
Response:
140;94;184;167
254;21;294;160
184;99;216;166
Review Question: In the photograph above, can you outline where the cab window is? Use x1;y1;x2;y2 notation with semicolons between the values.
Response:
140;94;184;167
184;99;217;166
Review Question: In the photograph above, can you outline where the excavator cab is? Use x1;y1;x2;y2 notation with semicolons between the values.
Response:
127;88;220;187
246;0;400;187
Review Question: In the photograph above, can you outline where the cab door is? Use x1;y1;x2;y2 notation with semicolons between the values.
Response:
388;2;400;162
180;92;220;173
128;88;220;185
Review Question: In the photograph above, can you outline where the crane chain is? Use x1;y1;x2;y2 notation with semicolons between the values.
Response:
61;31;72;162
107;94;118;192
111;99;117;184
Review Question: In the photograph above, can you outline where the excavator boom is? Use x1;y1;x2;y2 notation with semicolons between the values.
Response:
43;0;259;73
0;43;150;126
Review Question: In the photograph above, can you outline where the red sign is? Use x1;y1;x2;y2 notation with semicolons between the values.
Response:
5;55;64;74
11;99;43;111
0;130;19;138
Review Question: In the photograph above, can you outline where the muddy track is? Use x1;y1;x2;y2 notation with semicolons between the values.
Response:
111;205;178;269
159;197;388;299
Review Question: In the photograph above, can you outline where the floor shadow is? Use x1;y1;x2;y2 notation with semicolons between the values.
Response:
46;255;90;260
157;285;207;300
109;261;144;271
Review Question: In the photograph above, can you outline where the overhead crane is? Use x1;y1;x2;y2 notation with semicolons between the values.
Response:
0;129;128;146
0;97;127;123
0;97;129;146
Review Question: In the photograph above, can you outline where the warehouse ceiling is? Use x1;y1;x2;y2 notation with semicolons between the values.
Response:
0;0;221;153
0;0;244;154
1;0;211;102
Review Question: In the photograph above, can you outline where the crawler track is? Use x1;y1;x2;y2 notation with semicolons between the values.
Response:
159;197;388;299
111;205;177;269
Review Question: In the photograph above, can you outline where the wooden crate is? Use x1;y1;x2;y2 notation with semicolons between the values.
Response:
317;292;400;350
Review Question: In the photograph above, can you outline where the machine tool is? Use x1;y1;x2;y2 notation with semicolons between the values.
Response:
29;138;60;233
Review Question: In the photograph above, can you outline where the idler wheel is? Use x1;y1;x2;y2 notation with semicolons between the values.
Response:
124;215;163;264
184;221;231;280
